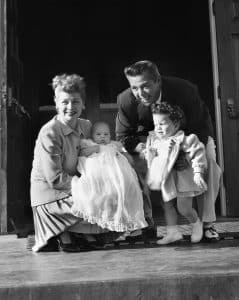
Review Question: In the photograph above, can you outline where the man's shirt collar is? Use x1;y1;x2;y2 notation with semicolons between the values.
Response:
155;91;162;105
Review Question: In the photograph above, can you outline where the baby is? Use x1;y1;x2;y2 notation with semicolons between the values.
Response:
71;121;148;234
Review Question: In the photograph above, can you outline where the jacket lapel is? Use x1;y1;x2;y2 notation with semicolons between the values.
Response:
137;103;153;127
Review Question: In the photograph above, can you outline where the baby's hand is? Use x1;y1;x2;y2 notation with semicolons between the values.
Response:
193;173;207;190
80;145;100;157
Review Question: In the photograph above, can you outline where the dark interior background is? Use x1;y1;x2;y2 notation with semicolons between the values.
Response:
18;0;214;114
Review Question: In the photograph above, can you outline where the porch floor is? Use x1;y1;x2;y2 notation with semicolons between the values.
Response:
1;218;239;300
155;216;239;239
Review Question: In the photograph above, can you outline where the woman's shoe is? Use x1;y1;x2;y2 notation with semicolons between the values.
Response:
114;232;129;242
90;235;106;250
57;238;82;252
30;236;59;252
70;233;102;251
126;230;144;244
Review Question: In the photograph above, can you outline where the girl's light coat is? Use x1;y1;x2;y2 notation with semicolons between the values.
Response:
145;130;208;201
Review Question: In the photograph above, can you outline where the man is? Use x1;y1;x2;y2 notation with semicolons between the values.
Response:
115;60;220;241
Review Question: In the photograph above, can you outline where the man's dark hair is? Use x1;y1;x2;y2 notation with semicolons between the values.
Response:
152;102;186;129
124;60;161;82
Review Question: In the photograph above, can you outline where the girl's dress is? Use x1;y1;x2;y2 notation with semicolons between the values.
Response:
145;130;208;202
71;140;148;232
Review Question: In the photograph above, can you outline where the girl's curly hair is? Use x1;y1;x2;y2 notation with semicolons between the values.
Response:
151;102;186;129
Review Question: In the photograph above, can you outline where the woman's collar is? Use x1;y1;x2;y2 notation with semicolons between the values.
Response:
55;116;83;136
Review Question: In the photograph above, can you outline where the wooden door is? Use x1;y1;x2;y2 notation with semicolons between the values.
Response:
214;0;239;216
0;0;7;233
0;0;31;233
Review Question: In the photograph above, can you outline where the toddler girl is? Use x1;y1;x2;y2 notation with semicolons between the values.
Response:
71;121;148;233
144;102;208;244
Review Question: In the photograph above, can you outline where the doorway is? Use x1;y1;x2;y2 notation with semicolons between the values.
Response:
8;0;219;229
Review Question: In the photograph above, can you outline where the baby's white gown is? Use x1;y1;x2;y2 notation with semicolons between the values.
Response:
71;142;148;232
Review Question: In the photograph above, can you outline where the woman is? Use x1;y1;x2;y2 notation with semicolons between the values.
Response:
31;73;107;252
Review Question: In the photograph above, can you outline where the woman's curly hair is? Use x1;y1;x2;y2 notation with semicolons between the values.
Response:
151;102;186;129
52;73;85;96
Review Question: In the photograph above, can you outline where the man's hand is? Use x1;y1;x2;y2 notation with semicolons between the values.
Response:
74;170;81;178
80;145;100;157
134;142;146;159
174;151;189;171
134;142;146;154
194;173;208;190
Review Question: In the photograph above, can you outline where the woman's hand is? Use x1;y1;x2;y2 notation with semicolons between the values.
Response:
194;173;207;190
80;145;100;157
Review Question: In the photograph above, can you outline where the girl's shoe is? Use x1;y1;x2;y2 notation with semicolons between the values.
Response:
157;226;183;245
191;218;203;243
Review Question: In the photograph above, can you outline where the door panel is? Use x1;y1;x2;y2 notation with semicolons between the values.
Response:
214;0;239;215
232;37;239;97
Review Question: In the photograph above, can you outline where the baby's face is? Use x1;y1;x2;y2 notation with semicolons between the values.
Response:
153;113;179;139
92;124;111;145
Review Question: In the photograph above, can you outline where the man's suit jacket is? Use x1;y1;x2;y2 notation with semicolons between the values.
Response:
115;76;214;153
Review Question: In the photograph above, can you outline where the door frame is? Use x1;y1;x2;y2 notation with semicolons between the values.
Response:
208;0;227;216
0;0;7;233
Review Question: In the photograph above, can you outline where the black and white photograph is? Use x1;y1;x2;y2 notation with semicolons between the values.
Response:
0;0;239;299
